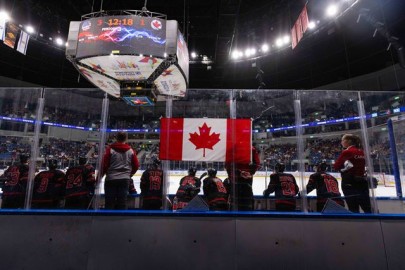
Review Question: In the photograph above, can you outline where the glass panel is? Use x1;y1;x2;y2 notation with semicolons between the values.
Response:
361;91;405;214
0;88;42;209
300;90;375;214
27;88;104;210
234;89;299;212
107;93;168;210
3;88;404;214
158;89;232;211
391;116;405;202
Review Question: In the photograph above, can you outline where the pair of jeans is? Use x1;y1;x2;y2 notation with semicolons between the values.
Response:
104;179;129;210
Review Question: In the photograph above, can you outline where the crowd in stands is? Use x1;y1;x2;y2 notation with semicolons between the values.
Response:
0;134;394;173
263;137;392;173
1;93;403;138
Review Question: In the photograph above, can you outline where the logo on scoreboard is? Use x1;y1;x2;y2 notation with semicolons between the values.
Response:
82;20;92;31
151;19;162;30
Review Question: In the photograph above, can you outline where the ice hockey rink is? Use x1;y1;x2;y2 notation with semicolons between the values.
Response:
1;168;398;198
123;170;398;197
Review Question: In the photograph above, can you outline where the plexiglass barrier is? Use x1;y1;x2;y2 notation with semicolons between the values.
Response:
0;87;404;214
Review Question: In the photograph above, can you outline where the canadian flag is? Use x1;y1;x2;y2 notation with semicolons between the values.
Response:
159;118;252;163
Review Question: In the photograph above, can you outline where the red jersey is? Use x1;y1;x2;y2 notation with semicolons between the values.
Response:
334;146;365;177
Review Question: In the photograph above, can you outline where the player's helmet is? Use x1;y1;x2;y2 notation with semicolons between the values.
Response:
151;157;161;167
316;162;328;172
48;159;58;169
188;167;197;176
207;168;217;177
78;156;87;165
20;154;29;164
184;183;198;198
275;162;285;173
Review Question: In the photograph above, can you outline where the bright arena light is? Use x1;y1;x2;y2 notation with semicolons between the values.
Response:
191;52;197;58
232;50;240;59
0;10;10;21
308;21;316;29
245;48;251;57
25;25;35;34
276;38;283;47
250;48;256;56
55;37;64;46
326;4;338;17
261;44;269;52
283;35;290;44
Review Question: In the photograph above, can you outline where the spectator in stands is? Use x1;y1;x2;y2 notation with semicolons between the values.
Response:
307;161;345;212
173;167;201;210
0;154;30;209
334;134;371;213
263;162;299;211
32;159;66;209
64;157;96;209
202;168;228;211
101;132;139;210
140;158;163;210
225;146;260;211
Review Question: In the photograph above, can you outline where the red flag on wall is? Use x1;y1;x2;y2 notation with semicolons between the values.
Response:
159;118;252;163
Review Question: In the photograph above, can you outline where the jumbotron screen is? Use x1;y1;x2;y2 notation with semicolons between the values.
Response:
76;15;166;59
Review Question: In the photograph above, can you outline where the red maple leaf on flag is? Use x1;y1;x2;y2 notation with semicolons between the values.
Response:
189;122;221;157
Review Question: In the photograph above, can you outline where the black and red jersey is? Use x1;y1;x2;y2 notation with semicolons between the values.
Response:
175;175;201;201
264;172;299;208
203;176;228;206
1;163;29;197
307;172;342;200
65;164;95;198
33;169;66;203
140;169;163;201
225;146;261;181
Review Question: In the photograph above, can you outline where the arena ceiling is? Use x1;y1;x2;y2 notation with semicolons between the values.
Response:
0;0;404;91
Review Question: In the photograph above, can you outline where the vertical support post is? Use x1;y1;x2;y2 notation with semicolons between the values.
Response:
294;91;307;213
387;119;402;198
162;97;173;210
357;93;378;213
94;93;109;210
25;88;45;210
229;90;237;211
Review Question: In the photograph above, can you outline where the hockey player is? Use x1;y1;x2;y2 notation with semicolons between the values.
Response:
307;162;345;212
202;168;228;211
32;159;66;209
64;157;96;209
173;167;201;210
140;158;164;210
263;162;299;211
225;146;260;211
0;154;30;209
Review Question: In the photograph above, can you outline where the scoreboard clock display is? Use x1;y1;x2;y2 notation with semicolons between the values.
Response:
76;15;166;59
